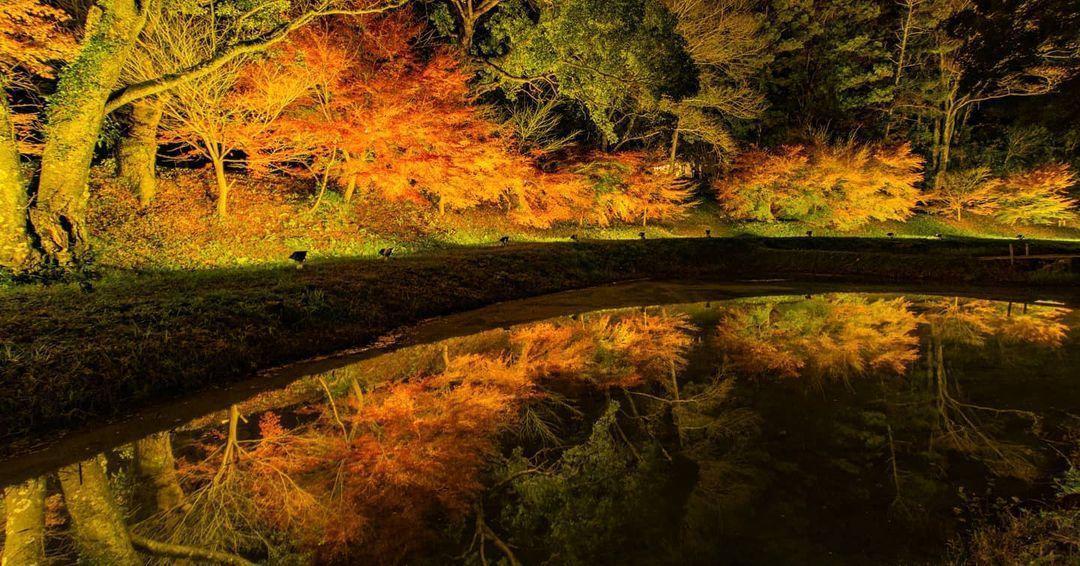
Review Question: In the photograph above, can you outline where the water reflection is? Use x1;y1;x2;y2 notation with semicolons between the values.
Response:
2;293;1076;564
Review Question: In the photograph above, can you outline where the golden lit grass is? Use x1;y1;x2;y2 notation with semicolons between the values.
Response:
85;169;1080;271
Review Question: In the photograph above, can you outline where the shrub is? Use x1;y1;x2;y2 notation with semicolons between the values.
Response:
992;163;1077;225
715;141;923;229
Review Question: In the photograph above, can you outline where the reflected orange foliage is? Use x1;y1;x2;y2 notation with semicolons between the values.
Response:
712;295;920;383
922;298;1069;348
513;310;695;388
175;309;695;561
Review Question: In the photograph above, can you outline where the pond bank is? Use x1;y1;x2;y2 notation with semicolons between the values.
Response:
2;236;1079;451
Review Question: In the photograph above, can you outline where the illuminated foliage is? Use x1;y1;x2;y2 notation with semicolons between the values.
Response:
921;297;1070;348
0;0;76;80
712;295;921;384
484;0;697;143
922;167;1001;220
715;141;923;229
575;152;695;226
991;163;1078;226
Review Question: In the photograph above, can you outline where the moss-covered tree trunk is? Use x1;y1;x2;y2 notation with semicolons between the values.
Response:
57;456;141;565
30;0;146;264
2;476;47;566
133;432;185;519
117;97;163;207
0;91;33;272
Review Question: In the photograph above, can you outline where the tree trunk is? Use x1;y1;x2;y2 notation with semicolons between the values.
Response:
117;97;163;207
934;107;956;190
461;18;475;49
211;151;229;218
31;0;147;264
669;128;679;170
2;476;47;566
57;456;141;566
0;91;34;272
344;176;357;203
133;432;185;519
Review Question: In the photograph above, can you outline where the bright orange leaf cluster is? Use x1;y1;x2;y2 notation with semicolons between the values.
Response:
716;142;923;229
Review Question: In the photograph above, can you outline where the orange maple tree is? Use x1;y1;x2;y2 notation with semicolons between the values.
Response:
715;141;923;229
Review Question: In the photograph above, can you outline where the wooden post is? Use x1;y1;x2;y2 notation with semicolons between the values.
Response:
1009;244;1014;266
1025;243;1030;256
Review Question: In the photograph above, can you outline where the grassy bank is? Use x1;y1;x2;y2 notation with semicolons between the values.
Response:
2;237;1080;449
85;169;1080;271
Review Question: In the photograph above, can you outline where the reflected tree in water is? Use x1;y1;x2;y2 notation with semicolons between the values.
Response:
712;295;920;385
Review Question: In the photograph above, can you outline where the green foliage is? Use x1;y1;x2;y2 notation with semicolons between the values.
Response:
756;0;895;137
498;402;676;564
485;0;697;143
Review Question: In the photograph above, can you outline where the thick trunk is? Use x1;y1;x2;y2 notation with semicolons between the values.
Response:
0;92;33;271
2;476;47;566
117;97;163;206
57;456;141;566
133;432;185;519
31;0;146;264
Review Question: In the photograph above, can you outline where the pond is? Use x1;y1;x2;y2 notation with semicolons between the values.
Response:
2;284;1078;565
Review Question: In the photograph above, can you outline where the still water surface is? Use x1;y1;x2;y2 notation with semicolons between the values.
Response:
2;288;1077;564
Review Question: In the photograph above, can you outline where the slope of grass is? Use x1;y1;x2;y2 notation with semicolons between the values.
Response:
84;170;1080;271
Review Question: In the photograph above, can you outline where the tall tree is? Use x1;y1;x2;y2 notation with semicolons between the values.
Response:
133;432;186;518
446;0;502;48
661;0;768;166
484;0;697;145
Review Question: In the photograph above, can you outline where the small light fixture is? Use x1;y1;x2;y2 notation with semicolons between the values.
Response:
289;250;307;269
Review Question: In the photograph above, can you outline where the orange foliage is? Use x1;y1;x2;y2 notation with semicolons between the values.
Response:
0;0;76;78
217;13;684;229
512;310;695;388
992;163;1077;225
921;298;1069;348
575;152;695;226
175;309;695;561
715;142;923;229
712;295;921;383
244;354;535;562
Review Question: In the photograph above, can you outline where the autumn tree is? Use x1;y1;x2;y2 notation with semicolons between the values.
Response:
0;0;76;270
715;140;924;229
575;152;694;226
0;0;410;269
991;163;1077;225
922;166;1000;220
